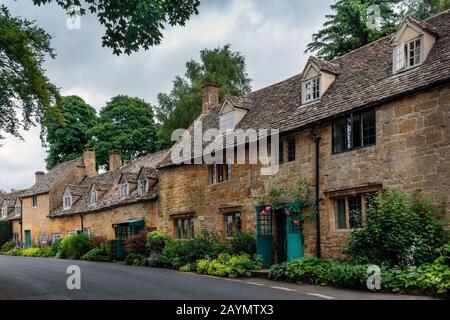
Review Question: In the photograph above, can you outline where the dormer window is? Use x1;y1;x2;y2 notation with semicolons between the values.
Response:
394;37;422;73
120;183;129;198
220;112;235;132
1;207;7;219
138;180;148;196
15;205;21;215
90;191;97;204
302;76;321;104
63;195;72;210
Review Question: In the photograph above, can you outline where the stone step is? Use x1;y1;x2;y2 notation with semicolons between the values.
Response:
250;269;270;279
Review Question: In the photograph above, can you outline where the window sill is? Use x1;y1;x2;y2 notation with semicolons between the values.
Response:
332;144;376;156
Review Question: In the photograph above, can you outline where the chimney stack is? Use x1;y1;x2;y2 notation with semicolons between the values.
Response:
35;171;45;184
202;84;219;113
83;148;97;177
109;150;122;172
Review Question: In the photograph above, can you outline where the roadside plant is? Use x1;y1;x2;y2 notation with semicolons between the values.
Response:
1;240;15;253
146;231;171;254
124;231;148;255
230;231;256;255
57;234;92;260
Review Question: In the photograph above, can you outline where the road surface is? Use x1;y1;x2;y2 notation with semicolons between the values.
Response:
0;256;434;300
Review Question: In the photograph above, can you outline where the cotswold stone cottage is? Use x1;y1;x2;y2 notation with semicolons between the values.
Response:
3;12;449;265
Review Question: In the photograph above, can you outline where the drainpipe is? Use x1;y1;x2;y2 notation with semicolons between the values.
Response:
311;131;321;259
80;213;84;234
20;199;23;248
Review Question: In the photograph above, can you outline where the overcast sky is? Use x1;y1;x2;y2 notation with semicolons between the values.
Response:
0;0;333;191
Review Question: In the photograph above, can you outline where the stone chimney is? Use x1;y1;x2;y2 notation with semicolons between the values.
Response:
202;83;219;113
35;171;45;184
109;150;122;172
83;149;97;177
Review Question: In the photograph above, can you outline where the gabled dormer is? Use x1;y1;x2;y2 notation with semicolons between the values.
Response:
118;172;138;198
219;96;249;132
391;15;438;74
136;167;158;196
301;56;338;105
62;185;86;210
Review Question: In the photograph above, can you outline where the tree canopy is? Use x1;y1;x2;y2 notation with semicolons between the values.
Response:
155;44;252;147
32;0;201;55
0;5;60;144
88;95;158;168
306;0;450;61
45;96;97;170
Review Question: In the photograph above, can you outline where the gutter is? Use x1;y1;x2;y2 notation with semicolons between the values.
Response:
311;131;321;259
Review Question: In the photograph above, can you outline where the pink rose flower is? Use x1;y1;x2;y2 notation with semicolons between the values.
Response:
284;210;290;217
293;220;300;225
265;206;271;213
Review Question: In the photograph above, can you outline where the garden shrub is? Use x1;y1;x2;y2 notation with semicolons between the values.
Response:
193;253;262;278
82;247;110;262
0;221;11;248
91;235;107;249
344;190;449;267
1;240;15;253
146;231;171;254
49;239;62;257
104;240;117;261
124;253;148;266
57;234;92;260
4;248;52;257
230;232;256;255
124;231;148;255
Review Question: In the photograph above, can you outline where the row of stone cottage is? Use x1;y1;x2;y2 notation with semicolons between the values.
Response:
1;12;449;264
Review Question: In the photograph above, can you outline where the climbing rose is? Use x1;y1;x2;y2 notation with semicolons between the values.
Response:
265;206;271;213
284;210;290;217
293;220;300;225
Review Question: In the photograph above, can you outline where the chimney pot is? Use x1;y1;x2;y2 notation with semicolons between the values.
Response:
109;150;122;172
35;171;45;184
83;148;97;177
202;83;219;113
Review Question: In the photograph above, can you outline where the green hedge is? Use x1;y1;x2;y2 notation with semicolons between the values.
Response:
193;253;262;278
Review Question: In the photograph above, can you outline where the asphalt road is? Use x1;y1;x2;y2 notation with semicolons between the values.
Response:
0;256;434;300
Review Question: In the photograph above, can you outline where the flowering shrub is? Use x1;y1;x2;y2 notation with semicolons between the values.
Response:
124;231;148;255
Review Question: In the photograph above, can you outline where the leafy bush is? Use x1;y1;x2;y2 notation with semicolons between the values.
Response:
82;247;110;262
91;235;107;249
344;190;449;267
124;231;148;255
124;253;148;266
230;232;256;255
0;221;12;248
49;239;62;257
1;240;15;253
193;253;262;278
4;248;52;257
57;234;92;260
146;231;171;254
104;240;117;261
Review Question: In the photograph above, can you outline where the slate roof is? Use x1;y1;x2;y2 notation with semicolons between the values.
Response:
159;11;450;167
21;158;85;197
49;150;168;218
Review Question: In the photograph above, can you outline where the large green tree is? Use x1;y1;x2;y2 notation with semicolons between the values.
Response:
88;95;158;168
402;0;450;19
155;44;252;147
32;0;201;55
306;0;401;61
0;5;60;144
45;96;97;170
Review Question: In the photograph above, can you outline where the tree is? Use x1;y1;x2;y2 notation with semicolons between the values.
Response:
155;44;252;147
32;0;201;55
401;0;450;19
88;95;158;168
45;96;97;170
0;5;60;144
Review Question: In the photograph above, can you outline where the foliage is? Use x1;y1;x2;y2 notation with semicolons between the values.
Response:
0;5;60;143
91;235;107;249
57;234;92;260
82;247;110;262
4;247;52;257
269;257;449;296
156;230;226;269
194;253;262;278
155;44;252;147
1;240;15;253
45;96;97;169
124;253;148;266
0;221;11;247
146;231;171;254
124;231;148;255
344;190;449;267
32;0;201;55
87;95;158;168
401;0;450;19
306;0;400;61
230;232;256;255
49;239;62;257
104;240;117;261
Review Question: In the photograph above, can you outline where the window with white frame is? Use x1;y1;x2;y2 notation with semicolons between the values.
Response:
52;234;62;242
220;112;235;132
90;191;97;204
302;76;321;104
83;228;92;238
138;180;148;196
63;195;72;210
394;37;422;73
120;183;129;198
67;230;77;236
1;207;7;219
15;204;21;215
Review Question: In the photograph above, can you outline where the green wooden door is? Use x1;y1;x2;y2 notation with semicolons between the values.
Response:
256;208;273;267
286;215;304;261
24;230;31;249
